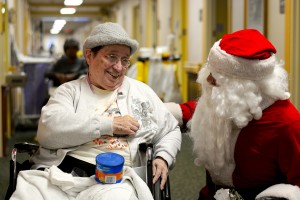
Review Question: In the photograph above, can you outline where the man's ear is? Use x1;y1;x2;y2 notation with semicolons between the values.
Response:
84;49;92;63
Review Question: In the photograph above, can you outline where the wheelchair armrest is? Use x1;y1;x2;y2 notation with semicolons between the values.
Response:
7;142;39;199
138;142;153;152
139;143;154;193
154;176;171;200
164;177;171;200
13;142;39;155
139;142;171;200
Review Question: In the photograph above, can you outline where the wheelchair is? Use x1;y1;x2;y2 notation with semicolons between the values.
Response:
5;142;171;200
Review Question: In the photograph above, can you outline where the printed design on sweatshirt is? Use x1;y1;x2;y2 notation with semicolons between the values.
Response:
92;102;128;150
131;97;156;131
93;136;128;150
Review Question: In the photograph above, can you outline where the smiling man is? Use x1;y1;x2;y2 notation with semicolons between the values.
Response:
11;22;181;200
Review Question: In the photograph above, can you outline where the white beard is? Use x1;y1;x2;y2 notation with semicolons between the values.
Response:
190;77;237;185
189;66;262;185
189;62;290;186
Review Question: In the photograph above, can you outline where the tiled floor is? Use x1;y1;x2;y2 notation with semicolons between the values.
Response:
0;131;206;200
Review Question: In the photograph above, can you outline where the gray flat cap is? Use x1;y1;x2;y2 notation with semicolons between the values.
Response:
83;22;139;55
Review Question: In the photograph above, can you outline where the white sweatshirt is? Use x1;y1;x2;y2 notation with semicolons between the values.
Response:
31;76;181;170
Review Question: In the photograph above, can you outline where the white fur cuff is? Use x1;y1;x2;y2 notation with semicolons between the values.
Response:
164;102;183;126
256;184;300;200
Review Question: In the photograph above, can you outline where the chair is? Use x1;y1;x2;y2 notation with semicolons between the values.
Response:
5;142;171;200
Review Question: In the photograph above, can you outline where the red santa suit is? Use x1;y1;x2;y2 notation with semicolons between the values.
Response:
200;99;300;199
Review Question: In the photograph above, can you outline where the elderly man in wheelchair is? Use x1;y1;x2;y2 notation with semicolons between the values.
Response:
7;22;181;200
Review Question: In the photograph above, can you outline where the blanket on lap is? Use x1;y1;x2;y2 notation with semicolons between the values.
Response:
10;166;153;200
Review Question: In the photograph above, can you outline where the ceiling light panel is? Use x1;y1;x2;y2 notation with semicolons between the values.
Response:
64;0;83;6
60;8;76;15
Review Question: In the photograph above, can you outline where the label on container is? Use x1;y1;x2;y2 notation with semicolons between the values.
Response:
95;152;124;184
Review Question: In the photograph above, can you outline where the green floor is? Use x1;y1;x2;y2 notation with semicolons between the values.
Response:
169;133;206;199
0;131;206;200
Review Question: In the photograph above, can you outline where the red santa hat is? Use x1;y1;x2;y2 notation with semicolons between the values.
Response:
207;29;277;80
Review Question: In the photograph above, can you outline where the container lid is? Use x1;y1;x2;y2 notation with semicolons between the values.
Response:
96;152;124;167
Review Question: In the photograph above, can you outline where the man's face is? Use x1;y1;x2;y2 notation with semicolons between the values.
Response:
85;44;131;90
65;46;78;59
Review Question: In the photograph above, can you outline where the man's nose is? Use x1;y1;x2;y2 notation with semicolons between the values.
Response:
207;73;217;86
112;60;124;71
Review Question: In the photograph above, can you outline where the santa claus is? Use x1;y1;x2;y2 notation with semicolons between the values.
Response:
166;29;300;200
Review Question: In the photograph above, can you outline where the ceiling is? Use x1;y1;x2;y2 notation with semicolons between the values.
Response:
28;0;120;34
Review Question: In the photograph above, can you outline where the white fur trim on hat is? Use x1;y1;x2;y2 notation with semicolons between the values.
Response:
208;40;276;80
164;102;183;126
255;184;300;200
83;22;139;55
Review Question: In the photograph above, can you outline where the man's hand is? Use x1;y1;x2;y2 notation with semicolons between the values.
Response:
113;115;139;136
152;157;168;190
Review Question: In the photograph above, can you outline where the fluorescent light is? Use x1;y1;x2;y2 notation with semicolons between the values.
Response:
50;29;60;34
64;0;83;6
53;20;66;28
50;19;66;34
60;8;76;15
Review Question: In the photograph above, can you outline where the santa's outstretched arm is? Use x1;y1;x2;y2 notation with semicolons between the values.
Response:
164;100;197;131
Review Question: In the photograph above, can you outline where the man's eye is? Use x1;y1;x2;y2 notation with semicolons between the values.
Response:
109;54;118;60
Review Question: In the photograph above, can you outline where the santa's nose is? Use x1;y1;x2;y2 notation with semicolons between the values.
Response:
207;73;217;86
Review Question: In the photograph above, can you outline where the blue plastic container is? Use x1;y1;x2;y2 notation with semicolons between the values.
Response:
95;152;125;184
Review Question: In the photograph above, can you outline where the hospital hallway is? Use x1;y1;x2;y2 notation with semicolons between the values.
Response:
1;0;300;199
0;127;206;200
